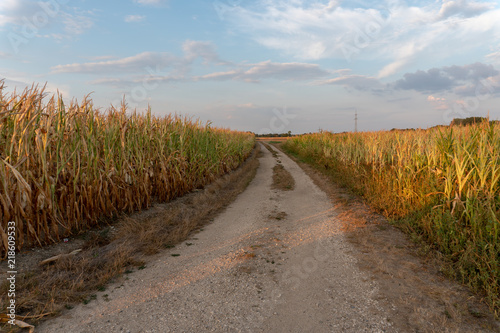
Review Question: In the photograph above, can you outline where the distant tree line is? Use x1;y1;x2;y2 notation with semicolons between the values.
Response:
394;117;498;132
255;131;294;137
450;117;498;126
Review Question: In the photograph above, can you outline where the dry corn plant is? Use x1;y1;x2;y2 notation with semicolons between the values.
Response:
0;82;255;256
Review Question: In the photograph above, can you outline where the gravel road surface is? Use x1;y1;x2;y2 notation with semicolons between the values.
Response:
38;144;397;332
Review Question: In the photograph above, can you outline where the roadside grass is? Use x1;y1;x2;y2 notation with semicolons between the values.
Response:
0;144;260;331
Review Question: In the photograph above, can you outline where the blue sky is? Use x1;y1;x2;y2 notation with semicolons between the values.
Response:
1;0;500;133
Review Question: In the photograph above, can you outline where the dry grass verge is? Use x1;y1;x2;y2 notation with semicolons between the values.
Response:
273;142;500;332
262;142;295;191
0;145;260;332
272;165;295;191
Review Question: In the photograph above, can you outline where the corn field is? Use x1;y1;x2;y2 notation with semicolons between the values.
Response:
283;123;500;315
0;83;255;256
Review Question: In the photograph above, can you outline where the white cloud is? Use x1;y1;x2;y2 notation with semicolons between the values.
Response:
182;40;229;65
227;3;390;61
437;0;494;20
51;41;227;85
197;61;330;82
394;62;499;95
59;40;332;88
62;12;93;35
52;41;230;79
125;15;145;23
0;0;41;25
96;60;331;86
222;0;500;78
198;70;239;81
427;95;449;110
133;0;165;6
315;74;385;92
0;0;94;38
52;52;177;74
243;61;329;81
486;51;500;64
325;0;340;11
376;27;436;78
0;0;19;11
52;41;228;76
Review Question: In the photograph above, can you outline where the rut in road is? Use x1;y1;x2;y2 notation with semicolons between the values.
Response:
39;143;395;333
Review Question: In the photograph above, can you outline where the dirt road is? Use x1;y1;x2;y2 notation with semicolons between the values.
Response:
36;144;492;332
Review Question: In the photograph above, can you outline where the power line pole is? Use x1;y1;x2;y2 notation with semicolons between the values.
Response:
354;108;358;133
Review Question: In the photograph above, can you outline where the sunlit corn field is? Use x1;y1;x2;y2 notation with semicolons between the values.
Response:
0;84;255;256
283;123;500;315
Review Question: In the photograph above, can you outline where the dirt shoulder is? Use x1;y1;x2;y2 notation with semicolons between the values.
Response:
274;142;500;332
